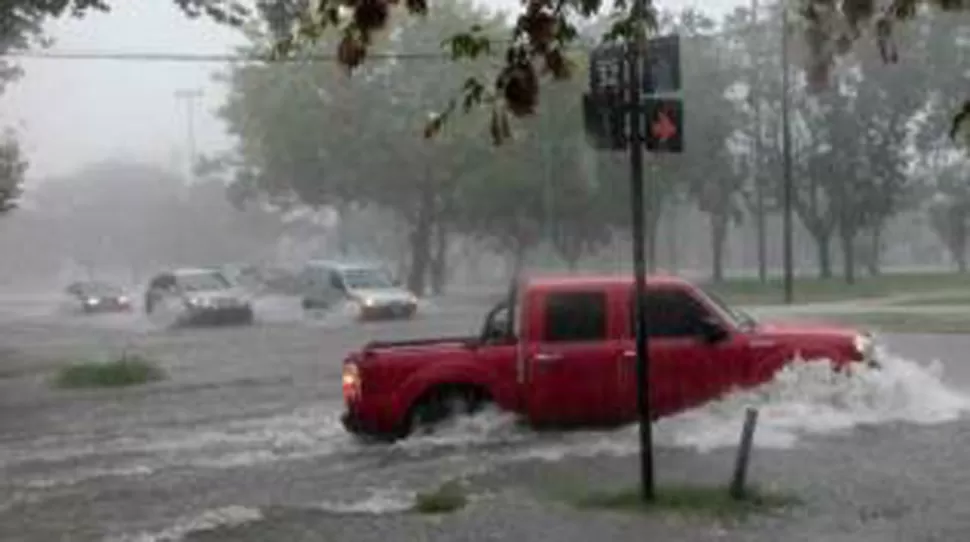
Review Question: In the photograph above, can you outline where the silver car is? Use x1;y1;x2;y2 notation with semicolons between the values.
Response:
144;268;254;327
299;260;418;320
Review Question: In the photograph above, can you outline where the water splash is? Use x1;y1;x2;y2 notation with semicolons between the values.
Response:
516;347;970;460
392;407;526;454
316;487;416;514
105;505;263;542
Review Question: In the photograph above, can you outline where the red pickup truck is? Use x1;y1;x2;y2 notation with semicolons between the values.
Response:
340;274;878;440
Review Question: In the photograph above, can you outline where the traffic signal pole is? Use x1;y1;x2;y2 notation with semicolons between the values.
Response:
627;0;655;502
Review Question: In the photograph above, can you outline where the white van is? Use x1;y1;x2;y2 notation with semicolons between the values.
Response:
298;260;418;320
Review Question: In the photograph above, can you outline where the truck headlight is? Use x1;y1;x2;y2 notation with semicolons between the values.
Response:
853;332;876;361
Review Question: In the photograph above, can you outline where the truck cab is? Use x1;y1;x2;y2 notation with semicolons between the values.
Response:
340;274;876;440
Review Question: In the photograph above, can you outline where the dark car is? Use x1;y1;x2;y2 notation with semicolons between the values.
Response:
66;281;132;313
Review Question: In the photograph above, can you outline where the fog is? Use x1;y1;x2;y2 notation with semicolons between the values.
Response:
0;0;956;296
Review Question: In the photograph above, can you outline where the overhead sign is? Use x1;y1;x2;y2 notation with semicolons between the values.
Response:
643;98;683;153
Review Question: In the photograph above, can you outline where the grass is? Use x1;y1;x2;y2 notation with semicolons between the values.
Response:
890;293;970;306
566;485;799;521
802;312;970;334
708;271;970;306
412;480;469;515
54;353;166;389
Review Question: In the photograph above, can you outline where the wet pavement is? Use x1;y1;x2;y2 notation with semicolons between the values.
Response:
2;291;970;541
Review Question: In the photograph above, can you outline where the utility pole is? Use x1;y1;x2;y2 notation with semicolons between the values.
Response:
175;89;203;182
627;0;654;502
751;0;767;283
542;111;554;268
780;1;795;303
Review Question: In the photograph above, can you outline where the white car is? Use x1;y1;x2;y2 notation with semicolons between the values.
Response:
298;260;418;320
144;268;254;327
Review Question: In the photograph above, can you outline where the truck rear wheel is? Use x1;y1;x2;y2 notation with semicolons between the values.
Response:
407;385;490;437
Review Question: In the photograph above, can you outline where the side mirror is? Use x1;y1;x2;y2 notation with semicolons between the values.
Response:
481;304;511;344
483;323;506;343
697;316;728;344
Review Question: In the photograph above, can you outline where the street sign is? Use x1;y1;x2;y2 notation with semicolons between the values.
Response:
588;43;626;98
643;34;682;94
588;35;681;98
643;98;683;153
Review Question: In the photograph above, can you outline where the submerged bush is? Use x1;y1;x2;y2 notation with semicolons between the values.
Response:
54;354;166;389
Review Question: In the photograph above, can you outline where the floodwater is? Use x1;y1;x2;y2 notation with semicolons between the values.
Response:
1;289;968;541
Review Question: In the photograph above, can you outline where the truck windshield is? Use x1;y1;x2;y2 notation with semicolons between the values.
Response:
699;287;758;331
342;268;393;289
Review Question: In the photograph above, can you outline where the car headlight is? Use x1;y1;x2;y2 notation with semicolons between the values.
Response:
407;293;418;305
85;297;100;305
361;297;375;307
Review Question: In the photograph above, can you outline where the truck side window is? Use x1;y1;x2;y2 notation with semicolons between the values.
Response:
544;291;607;342
632;290;712;338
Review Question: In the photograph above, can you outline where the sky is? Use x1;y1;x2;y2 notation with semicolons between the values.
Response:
0;0;741;185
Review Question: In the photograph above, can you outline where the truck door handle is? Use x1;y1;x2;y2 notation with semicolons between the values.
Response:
622;350;637;358
533;352;563;364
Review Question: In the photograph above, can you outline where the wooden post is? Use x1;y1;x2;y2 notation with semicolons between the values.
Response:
730;407;759;500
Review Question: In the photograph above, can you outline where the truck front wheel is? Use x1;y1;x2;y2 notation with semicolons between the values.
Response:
406;384;491;437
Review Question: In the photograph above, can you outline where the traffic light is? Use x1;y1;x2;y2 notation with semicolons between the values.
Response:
643;98;683;153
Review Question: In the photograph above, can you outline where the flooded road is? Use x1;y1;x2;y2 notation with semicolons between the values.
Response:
2;291;970;541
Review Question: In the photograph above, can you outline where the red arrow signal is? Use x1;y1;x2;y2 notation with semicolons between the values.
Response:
644;98;683;153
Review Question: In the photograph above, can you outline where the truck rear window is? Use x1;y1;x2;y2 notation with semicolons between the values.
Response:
544;291;607;342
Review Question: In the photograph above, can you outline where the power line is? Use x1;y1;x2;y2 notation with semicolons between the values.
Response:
1;49;457;63
0;26;763;64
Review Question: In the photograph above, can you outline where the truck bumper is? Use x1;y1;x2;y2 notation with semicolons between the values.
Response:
360;303;417;321
341;410;402;442
341;411;363;434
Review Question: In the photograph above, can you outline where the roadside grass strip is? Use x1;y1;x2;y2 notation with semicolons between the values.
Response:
54;353;166;389
412;479;469;515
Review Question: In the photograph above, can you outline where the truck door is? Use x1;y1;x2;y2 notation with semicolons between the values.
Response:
620;287;742;420
525;289;624;426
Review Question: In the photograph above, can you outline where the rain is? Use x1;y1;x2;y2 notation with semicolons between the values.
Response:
3;1;970;541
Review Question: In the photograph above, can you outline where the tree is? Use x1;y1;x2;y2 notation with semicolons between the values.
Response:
675;11;747;282
220;1;506;295
925;162;970;271
7;0;970;149
0;130;26;214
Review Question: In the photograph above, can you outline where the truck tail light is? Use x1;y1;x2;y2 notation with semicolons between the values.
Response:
342;363;361;402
